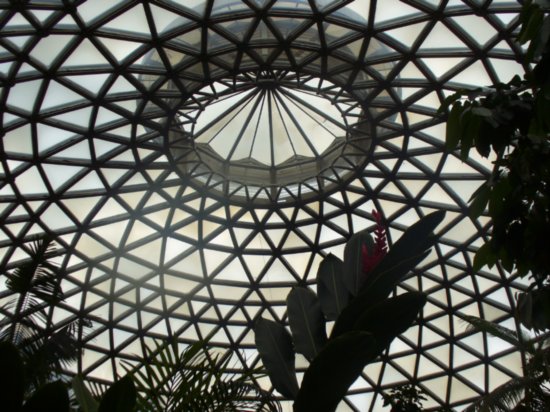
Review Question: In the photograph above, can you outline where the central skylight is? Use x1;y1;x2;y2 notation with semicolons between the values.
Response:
193;75;346;167
168;71;371;204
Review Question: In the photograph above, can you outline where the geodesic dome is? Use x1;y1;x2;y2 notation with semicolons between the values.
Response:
0;1;530;410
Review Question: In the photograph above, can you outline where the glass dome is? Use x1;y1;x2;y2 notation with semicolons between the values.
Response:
0;0;529;410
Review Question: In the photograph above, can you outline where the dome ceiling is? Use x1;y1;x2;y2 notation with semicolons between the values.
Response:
0;1;528;410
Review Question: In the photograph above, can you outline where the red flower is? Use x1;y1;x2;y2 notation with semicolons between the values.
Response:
362;210;388;275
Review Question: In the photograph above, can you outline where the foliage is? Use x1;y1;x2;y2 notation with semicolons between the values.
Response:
72;375;137;412
120;338;280;412
255;210;445;412
382;384;427;412
461;315;550;411
0;236;90;395
0;340;71;412
516;284;550;332
439;1;550;331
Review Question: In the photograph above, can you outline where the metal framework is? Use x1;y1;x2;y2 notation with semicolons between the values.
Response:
0;1;529;410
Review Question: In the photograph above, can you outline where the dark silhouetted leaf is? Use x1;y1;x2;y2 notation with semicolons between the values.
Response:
353;292;427;351
473;242;497;271
362;210;445;301
317;254;349;321
343;229;374;296
287;287;327;360
469;183;490;219
331;251;429;339
294;331;377;412
0;341;25;411
331;212;444;338
22;381;70;412
98;375;136;412
254;318;299;400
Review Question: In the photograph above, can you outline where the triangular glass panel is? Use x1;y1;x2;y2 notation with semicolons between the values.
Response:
211;0;250;16
215;257;247;281
29;34;75;68
170;30;202;51
97;37;145;63
383;21;427;49
293;24;320;47
215;18;252;43
41;81;86;111
449;377;480;403
150;3;191;34
250;20;277;44
338;38;364;59
269;17;307;39
333;0;371;23
449;60;492;87
450;15;498;47
6;79;42;112
100;4;151;37
63;38;112;67
374;0;423;26
323;22;358;45
207;28;235;51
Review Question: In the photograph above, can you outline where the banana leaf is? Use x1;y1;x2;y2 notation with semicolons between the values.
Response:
293;331;377;412
254;318;299;400
287;287;327;360
331;290;427;340
359;210;445;303
316;254;349;321
331;250;429;339
352;292;427;348
343;229;374;296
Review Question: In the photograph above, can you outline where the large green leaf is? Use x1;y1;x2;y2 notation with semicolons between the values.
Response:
330;251;429;339
0;341;24;411
97;376;136;412
343;229;374;296
72;375;99;412
254;318;299;400
22;381;70;412
316;254;349;321
287;287;327;360
359;211;445;303
293;331;377;412
353;292;427;349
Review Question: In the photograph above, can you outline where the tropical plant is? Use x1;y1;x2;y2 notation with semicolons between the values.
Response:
461;315;550;411
439;0;550;331
382;384;427;412
0;235;89;395
120;338;280;412
72;374;137;412
0;340;71;412
254;210;445;412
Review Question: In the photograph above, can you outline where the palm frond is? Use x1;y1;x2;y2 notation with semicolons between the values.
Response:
463;374;545;412
18;322;81;391
460;315;536;354
124;339;280;412
4;236;60;297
